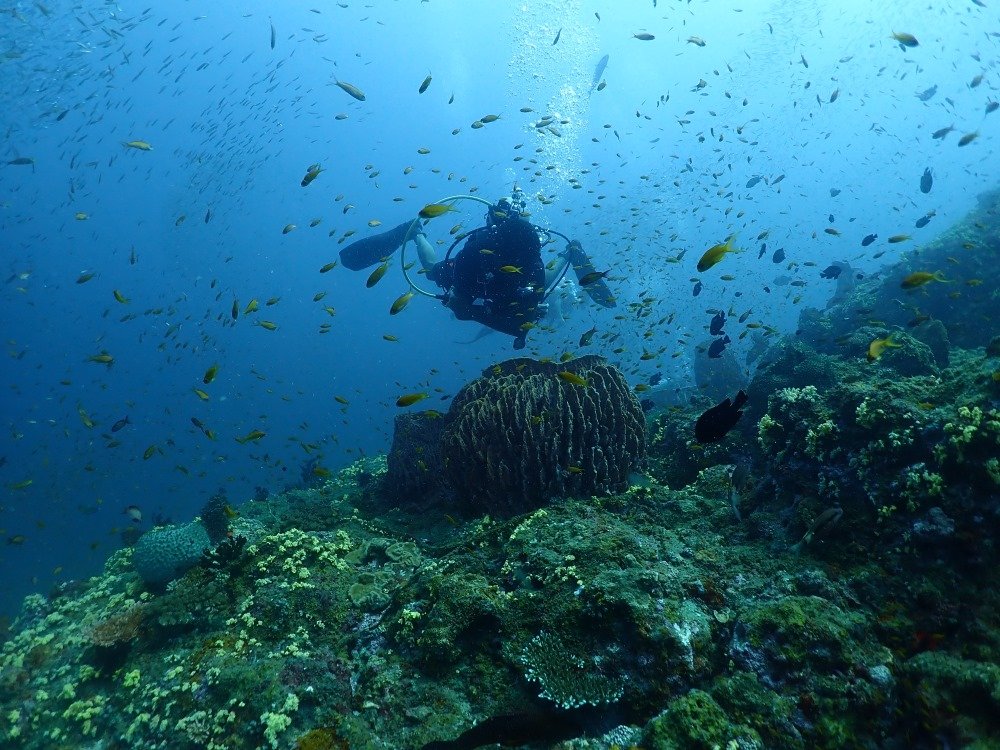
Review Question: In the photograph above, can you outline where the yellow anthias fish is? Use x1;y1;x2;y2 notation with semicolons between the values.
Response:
697;236;739;272
235;429;266;444
396;392;429;407
418;202;458;219
901;271;949;289
557;371;588;387
867;334;903;362
367;262;389;288
389;291;414;315
499;265;523;274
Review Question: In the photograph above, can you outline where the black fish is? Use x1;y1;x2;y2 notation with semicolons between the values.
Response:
771;247;785;263
111;415;131;432
828;213;835;223
695;390;748;444
692;280;702;297
709;311;726;336
916;84;937;101
820;264;842;279
649;372;663;386
204;208;212;223
915;213;933;228
861;233;877;246
829;187;841;197
757;243;766;259
552;28;561;45
707;335;731;359
920;167;933;194
745;176;761;189
269;20;275;49
641;398;656;413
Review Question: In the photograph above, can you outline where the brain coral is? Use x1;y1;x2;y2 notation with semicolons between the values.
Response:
439;355;645;515
132;520;211;585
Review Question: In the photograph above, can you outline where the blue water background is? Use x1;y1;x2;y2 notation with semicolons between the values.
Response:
0;0;994;617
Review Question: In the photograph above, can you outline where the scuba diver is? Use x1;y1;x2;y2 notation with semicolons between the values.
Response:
339;189;615;349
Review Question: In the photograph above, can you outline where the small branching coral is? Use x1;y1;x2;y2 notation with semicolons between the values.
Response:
513;631;626;709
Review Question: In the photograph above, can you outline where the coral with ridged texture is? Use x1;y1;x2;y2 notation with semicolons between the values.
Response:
439;355;645;516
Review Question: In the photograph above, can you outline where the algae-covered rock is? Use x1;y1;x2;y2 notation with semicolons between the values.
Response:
643;689;762;750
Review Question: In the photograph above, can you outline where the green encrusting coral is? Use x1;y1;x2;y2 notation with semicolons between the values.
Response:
2;433;997;748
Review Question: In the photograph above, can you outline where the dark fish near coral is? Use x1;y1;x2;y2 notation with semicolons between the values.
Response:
111;415;131;432
649;372;663;386
695;390;748;444
861;233;877;246
709;311;726;336
919;167;933;194
640;398;656;413
820;264;842;279
579;326;597;347
707;335;731;359
771;247;785;263
915;211;935;229
124;505;142;523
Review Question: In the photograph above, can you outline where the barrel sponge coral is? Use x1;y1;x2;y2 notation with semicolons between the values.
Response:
133;521;211;585
439;355;645;516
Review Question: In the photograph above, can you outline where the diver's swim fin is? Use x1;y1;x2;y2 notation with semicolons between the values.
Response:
566;240;616;308
339;221;413;271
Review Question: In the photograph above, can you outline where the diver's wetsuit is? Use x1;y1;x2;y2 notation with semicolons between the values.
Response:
427;216;545;348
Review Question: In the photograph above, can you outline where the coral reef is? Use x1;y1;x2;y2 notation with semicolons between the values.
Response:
3;271;1000;750
132;520;212;585
439;355;645;515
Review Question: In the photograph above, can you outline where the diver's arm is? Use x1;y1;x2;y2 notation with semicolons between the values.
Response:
414;232;438;272
543;244;573;288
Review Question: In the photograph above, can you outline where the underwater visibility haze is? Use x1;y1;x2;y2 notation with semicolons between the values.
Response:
1;0;999;748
